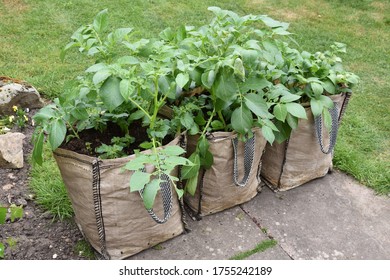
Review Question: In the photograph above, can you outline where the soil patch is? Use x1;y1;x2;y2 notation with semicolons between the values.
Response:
61;120;150;156
0;109;87;260
61;120;172;156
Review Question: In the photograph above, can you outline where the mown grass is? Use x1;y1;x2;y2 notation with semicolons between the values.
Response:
1;0;388;215
29;146;73;220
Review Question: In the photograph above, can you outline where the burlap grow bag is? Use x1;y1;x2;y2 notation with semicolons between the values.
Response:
261;92;351;191
184;128;267;217
53;135;186;260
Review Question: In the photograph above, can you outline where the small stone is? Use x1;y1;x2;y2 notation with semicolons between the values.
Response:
0;132;25;168
0;77;44;115
8;173;16;180
49;245;53;249
52;253;57;259
2;184;13;190
24;193;36;201
16;198;28;207
40;212;53;219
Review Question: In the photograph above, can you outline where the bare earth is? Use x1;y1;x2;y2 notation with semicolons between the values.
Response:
0;110;87;260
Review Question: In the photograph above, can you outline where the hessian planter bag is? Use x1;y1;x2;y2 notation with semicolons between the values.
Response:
184;128;267;218
260;92;351;191
53;134;187;260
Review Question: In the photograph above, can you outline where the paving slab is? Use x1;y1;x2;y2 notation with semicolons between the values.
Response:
128;205;288;260
242;171;390;260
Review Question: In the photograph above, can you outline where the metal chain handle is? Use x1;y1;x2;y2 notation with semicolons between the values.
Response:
314;102;339;155
139;172;173;224
232;134;256;187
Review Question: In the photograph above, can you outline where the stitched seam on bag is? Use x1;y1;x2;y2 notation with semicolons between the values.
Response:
55;161;91;173
92;159;109;259
53;151;92;165
278;138;290;189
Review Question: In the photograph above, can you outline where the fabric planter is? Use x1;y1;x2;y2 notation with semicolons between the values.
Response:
184;128;267;218
53;135;186;260
261;92;351;191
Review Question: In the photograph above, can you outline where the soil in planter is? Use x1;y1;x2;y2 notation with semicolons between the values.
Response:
61;121;172;157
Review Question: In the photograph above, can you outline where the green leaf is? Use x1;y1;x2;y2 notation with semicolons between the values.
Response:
175;187;184;199
201;69;215;89
0;207;6;224
239;76;271;93
163;155;192;168
231;104;253;135
180;111;195;129
93;69;111;85
280;94;301;103
0;243;4;259
189;125;199;135
93;9;108;33
130;171;152;192
244;93;269;118
120;79;135;100
285;103;307;119
212;69;238;101
262;125;275;144
49;119;66;150
142;179;161;210
200;150;213;169
117;56;139;65
197;136;210;157
159;27;175;41
273;103;288;122
99;76;125;112
71;107;89;120
274;121;292;143
185;172;199;196
260;15;289;29
311;82;324;96
158;76;174;97
233;58;245;81
162;146;186;156
286;114;298;130
310;98;324;117
86;63;107;73
323;80;336;94
139;141;153;149
124;154;150;170
176;73;189;88
10;206;23;222
129;110;145;121
113;28;133;41
211;120;224;130
32;131;44;165
33;106;55;124
181;152;200;180
319;95;335;109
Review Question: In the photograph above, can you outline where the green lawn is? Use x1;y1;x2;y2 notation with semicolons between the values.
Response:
1;0;389;197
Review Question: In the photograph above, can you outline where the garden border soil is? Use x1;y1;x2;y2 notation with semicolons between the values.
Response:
0;110;88;260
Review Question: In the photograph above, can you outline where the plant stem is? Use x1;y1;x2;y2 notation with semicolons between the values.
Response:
217;110;226;130
200;108;216;137
128;97;152;120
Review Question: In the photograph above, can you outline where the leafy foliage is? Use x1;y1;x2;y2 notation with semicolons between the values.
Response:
31;7;358;208
0;205;23;259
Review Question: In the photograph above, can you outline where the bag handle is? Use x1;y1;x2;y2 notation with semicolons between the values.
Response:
232;134;256;187
314;102;339;154
139;172;173;224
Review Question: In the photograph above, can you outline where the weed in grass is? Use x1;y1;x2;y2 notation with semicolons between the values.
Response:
74;240;96;260
229;239;277;260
